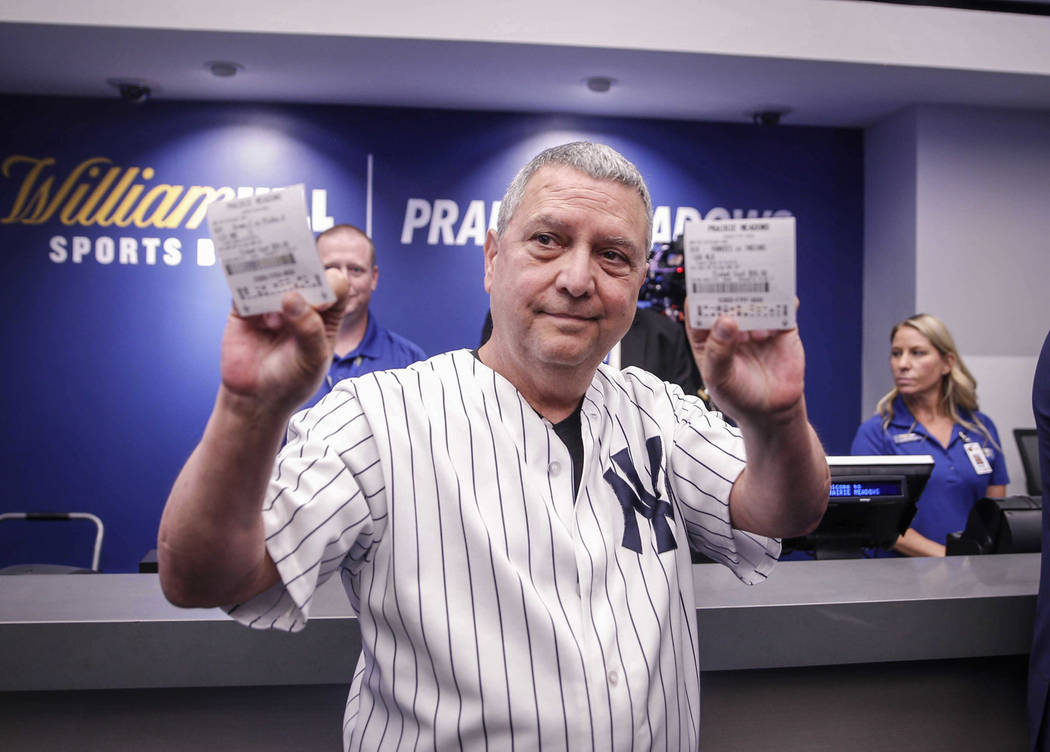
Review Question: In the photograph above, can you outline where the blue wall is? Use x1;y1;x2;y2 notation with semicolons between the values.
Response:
0;96;862;571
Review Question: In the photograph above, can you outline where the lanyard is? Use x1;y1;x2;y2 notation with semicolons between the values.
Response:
896;418;929;445
900;420;986;450
894;418;960;447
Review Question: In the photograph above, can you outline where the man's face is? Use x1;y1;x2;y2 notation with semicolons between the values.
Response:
484;165;649;373
317;231;378;324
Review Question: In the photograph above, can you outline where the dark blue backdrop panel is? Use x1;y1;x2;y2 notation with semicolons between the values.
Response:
0;96;861;571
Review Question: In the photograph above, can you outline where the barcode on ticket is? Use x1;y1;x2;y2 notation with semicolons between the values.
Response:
225;253;297;276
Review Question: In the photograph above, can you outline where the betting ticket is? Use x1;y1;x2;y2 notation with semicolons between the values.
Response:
206;184;334;316
683;216;796;330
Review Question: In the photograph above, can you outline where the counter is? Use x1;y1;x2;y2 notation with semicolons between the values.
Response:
0;554;1037;691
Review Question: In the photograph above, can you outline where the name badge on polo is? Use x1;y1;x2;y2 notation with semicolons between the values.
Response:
893;432;923;444
964;442;993;475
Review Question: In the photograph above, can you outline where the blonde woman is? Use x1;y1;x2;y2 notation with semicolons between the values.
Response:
851;313;1008;556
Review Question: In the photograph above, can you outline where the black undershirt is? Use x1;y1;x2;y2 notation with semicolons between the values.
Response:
472;350;584;499
552;405;584;500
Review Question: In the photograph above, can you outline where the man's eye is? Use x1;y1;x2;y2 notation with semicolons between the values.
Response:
601;249;627;264
535;233;554;245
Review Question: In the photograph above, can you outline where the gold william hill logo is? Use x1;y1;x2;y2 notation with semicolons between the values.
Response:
1;155;236;229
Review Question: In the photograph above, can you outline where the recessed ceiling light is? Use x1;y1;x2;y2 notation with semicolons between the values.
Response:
207;61;243;78
585;76;614;93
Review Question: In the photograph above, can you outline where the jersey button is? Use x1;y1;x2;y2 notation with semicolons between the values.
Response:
549;461;562;476
608;670;620;686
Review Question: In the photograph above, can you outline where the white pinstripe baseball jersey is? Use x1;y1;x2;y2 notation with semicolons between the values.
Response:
227;349;779;751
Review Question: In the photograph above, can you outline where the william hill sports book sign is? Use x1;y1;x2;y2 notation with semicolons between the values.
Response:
1;154;335;267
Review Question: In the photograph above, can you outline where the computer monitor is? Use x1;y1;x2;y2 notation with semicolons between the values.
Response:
782;455;935;560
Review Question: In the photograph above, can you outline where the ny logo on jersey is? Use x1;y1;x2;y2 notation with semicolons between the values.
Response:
603;436;677;554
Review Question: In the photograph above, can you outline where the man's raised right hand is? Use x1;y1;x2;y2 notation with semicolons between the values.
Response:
220;268;349;417
158;268;348;608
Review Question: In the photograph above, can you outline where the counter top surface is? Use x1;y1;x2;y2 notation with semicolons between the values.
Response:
0;555;1039;688
693;553;1039;607
1;554;1037;624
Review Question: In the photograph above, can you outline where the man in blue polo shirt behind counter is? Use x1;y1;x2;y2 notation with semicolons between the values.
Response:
300;224;426;410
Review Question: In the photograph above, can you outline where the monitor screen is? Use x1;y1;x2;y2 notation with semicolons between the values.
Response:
782;455;935;559
829;479;903;498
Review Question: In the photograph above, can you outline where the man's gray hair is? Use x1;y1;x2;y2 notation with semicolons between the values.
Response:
496;142;653;248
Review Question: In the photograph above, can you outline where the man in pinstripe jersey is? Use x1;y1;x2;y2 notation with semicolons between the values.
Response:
159;142;829;750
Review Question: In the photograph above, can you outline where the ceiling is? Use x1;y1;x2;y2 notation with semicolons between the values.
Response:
2;21;1050;128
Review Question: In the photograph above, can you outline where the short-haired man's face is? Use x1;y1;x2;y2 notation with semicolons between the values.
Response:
318;231;378;325
483;165;649;374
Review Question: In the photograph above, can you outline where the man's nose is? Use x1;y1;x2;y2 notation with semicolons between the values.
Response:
556;246;596;298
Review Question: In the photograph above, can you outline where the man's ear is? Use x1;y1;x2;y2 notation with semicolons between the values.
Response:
482;229;499;294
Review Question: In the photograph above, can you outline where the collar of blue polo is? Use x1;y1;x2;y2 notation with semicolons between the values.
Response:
335;309;381;364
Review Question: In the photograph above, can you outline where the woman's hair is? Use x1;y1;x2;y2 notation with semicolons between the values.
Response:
876;313;997;446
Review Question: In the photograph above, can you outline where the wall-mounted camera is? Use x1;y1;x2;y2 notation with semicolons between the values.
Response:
750;107;793;127
107;79;152;104
118;83;151;103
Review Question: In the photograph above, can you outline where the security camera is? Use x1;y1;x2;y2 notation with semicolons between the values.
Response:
752;110;784;127
117;83;151;103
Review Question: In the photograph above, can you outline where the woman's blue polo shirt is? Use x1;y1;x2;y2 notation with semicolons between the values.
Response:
850;397;1009;545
